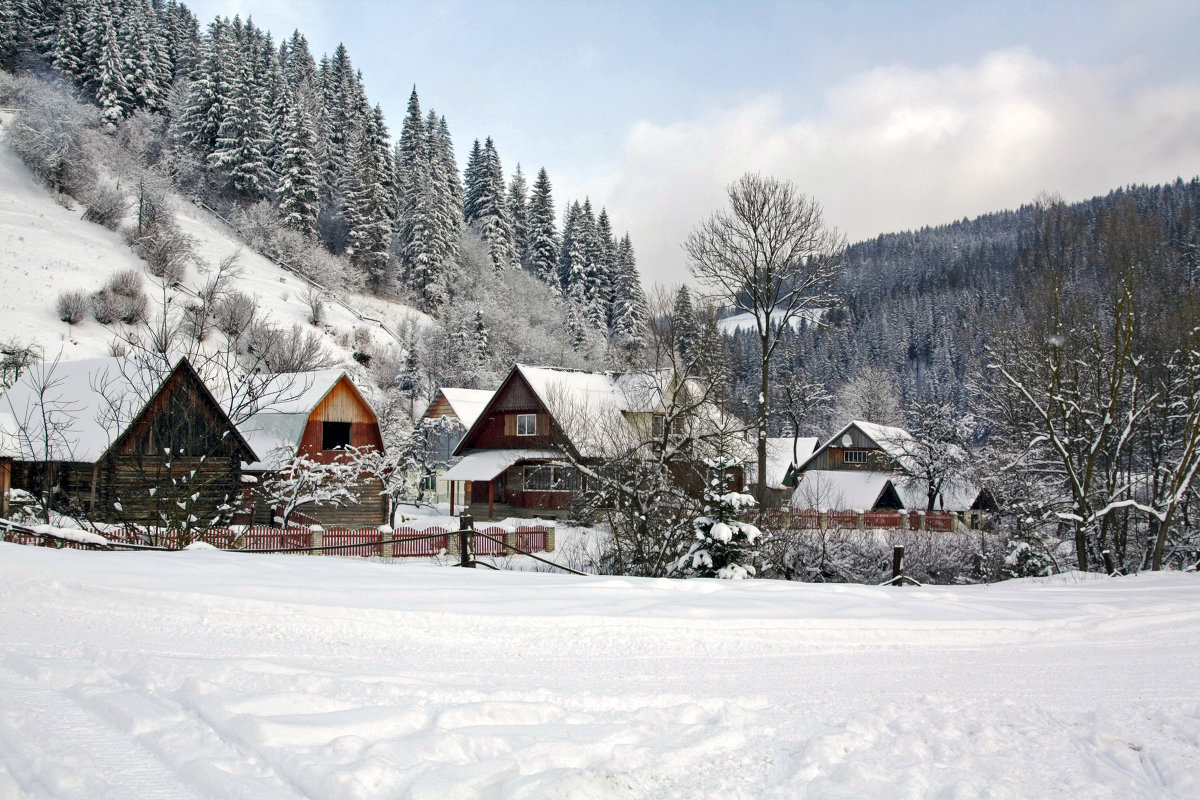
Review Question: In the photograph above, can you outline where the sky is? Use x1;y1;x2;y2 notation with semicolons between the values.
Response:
184;0;1200;288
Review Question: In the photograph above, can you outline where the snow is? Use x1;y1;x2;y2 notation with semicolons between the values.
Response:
441;449;561;482
0;129;430;376
29;524;109;546
237;370;364;471
1;546;1197;798
747;436;819;489
433;388;494;431
716;307;824;334
791;469;901;511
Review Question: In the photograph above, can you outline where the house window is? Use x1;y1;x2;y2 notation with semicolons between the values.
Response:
523;465;580;491
843;449;869;464
420;474;437;491
516;413;537;436
652;413;666;438
322;421;352;451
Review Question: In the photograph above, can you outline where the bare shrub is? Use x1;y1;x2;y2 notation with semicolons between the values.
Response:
213;291;257;338
91;288;119;324
107;268;143;298
302;287;325;326
247;321;335;373
81;185;127;230
113;291;147;324
130;221;193;284
56;290;89;324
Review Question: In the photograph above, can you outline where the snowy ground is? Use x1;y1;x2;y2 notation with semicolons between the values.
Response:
1;545;1197;799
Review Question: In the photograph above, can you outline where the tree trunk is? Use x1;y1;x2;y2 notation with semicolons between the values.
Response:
1074;520;1089;572
757;344;769;508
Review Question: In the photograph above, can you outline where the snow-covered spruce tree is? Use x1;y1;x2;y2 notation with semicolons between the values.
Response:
526;167;559;284
609;233;648;359
678;462;762;579
276;100;321;238
93;10;131;128
342;126;393;291
209;53;271;199
431;114;462;262
51;1;87;85
508;165;529;267
468;137;517;271
393;88;447;309
672;285;700;363
0;0;18;69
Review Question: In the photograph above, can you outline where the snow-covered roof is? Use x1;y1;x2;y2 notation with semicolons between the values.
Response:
237;370;365;471
435;388;493;430
799;420;917;473
1;357;173;462
515;364;665;457
442;449;562;482
748;436;819;489
789;470;901;512
894;478;982;513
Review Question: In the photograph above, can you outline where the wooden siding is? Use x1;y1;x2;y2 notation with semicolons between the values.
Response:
311;378;377;424
460;371;563;452
422;393;458;421
803;424;902;472
299;478;387;526
295;377;384;462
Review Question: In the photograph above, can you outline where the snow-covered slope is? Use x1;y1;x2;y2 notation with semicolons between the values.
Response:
0;129;430;372
1;545;1197;799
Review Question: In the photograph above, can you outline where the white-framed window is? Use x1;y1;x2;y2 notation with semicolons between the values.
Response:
516;413;537;436
652;413;666;438
843;449;869;464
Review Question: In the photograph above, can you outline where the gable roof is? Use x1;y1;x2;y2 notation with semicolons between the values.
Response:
427;387;493;430
789;470;903;511
798;419;917;473
237;370;374;470
748;436;819;489
1;357;256;464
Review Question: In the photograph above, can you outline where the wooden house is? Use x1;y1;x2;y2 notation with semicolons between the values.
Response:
792;420;983;512
420;387;493;505
0;410;17;518
238;370;386;526
1;357;256;527
445;364;747;519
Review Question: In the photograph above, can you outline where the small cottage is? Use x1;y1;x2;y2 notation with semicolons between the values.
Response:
1;357;256;527
238;370;386;526
420;387;494;504
445;364;746;519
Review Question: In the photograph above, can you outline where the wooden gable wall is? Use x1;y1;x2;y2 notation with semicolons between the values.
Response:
298;377;383;461
802;424;900;473
459;371;558;453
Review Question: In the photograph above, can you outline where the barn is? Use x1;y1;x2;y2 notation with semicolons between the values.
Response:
1;357;256;530
238;370;386;526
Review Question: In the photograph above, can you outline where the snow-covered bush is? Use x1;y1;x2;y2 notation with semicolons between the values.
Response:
303;288;325;327
247;321;334;373
81;184;127;230
214;292;257;338
6;74;100;197
56;290;89;324
90;288;120;324
678;463;762;579
107;269;143;298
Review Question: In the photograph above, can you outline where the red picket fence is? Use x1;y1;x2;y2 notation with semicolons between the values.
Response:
474;526;510;556
322;526;382;557
828;510;860;529
863;510;904;530
512;526;549;554
392;527;449;556
924;512;956;532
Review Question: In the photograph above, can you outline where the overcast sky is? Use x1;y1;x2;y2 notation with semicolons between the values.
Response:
185;0;1200;288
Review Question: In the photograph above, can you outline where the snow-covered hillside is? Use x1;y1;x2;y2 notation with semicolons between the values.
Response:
0;129;430;376
1;545;1197;799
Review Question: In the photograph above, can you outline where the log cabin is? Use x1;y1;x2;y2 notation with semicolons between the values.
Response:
238;370;386;526
1;357;256;528
445;364;749;520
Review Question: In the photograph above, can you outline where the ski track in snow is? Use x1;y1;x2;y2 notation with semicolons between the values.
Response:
1;545;1198;799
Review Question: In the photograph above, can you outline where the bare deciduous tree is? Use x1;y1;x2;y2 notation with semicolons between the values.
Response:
687;173;845;506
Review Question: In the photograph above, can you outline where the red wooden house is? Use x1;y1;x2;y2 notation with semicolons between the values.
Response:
238;370;386;526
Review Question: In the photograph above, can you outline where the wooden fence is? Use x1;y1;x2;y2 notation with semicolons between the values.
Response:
2;521;554;557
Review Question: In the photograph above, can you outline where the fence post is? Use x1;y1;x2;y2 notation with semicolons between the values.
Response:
819;510;828;531
379;524;393;559
310;524;323;554
918;510;926;531
892;545;905;584
857;510;865;531
546;522;556;552
459;513;474;568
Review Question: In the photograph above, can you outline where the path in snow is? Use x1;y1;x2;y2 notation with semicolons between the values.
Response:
0;545;1198;799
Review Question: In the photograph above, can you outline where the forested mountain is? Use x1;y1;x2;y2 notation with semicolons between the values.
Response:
0;0;647;380
723;179;1200;435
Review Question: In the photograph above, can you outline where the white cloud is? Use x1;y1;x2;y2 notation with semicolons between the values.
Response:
598;49;1200;288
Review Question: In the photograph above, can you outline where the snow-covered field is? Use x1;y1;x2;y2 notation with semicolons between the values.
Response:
1;545;1197;799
